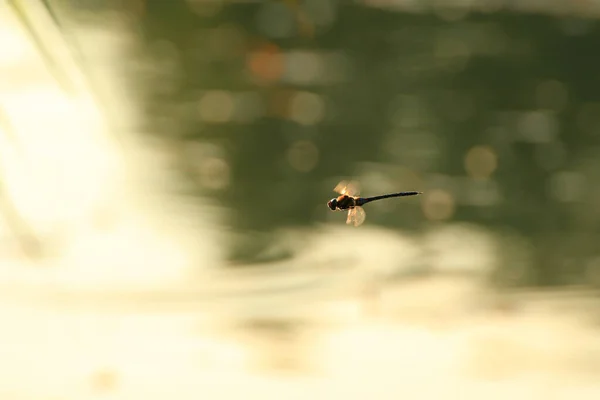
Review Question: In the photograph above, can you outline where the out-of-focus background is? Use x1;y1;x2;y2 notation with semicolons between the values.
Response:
2;0;600;398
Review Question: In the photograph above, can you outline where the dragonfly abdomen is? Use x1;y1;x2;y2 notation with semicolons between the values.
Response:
356;191;421;206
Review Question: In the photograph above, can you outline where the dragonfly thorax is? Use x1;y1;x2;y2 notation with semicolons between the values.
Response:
329;195;357;211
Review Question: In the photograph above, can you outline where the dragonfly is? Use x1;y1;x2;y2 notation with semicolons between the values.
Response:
327;180;422;227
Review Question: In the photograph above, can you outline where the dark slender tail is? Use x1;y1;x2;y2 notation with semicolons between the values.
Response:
356;191;422;206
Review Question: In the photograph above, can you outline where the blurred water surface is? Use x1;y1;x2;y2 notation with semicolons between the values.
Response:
1;0;600;399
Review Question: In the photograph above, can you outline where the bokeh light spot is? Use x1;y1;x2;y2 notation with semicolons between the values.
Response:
433;3;470;22
197;157;231;190
184;141;230;190
247;43;284;83
560;18;595;36
517;111;559;143
289;91;325;126
287;140;319;172
186;0;224;17
198;90;235;123
90;368;119;394
255;2;296;39
548;171;585;203
464;179;501;206
464;145;498;179
283;51;323;85
303;0;337;27
422;189;456;221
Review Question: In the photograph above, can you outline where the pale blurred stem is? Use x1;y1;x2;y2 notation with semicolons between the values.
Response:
0;110;44;259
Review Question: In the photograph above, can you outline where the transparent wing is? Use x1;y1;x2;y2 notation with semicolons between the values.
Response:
346;206;366;227
334;180;360;196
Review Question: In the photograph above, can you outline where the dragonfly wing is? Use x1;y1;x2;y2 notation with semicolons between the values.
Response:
352;206;366;227
334;180;360;196
334;180;350;195
346;206;366;227
345;209;354;225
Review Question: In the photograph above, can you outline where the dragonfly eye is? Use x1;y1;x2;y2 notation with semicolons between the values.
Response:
327;198;337;211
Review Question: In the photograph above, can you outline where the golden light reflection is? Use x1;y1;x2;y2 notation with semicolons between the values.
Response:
247;42;284;83
464;145;498;179
90;368;119;393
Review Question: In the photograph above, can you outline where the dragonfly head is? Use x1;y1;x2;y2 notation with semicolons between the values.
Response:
327;198;338;211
